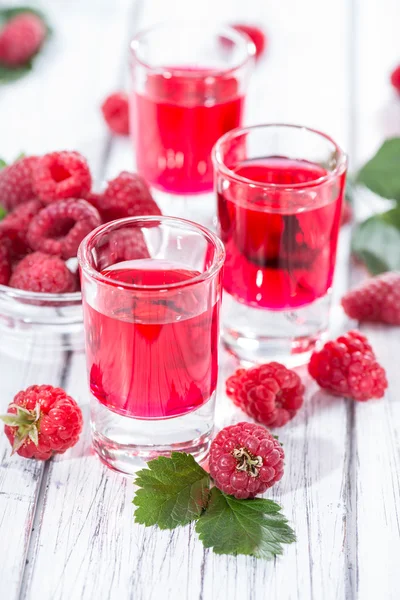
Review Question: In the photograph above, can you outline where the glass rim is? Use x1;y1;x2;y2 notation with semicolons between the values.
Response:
212;123;348;190
78;216;226;292
0;283;81;303
130;21;256;77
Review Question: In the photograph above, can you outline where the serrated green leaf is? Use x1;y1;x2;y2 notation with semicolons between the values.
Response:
352;207;400;274
133;452;210;530
195;488;296;559
0;7;51;84
357;138;400;202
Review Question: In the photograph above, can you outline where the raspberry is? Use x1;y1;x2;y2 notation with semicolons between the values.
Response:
1;385;83;460
309;330;388;401
226;362;304;427
32;151;92;204
101;92;129;135
27;199;101;260
232;24;267;60
209;422;284;499
0;12;46;67
390;65;400;93
97;227;150;271
342;272;400;325
0;242;11;285
0;199;42;256
9;252;76;293
0;156;38;211
97;171;161;222
341;200;352;225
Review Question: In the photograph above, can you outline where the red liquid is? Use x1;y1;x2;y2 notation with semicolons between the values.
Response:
218;157;345;309
131;68;244;194
83;260;219;419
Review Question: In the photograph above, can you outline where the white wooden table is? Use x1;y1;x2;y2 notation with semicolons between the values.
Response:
1;1;399;598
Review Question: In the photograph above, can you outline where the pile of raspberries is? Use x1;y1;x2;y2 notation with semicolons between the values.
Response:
0;151;161;293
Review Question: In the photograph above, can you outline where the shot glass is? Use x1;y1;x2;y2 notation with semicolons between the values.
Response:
78;216;225;474
213;124;347;365
130;23;255;222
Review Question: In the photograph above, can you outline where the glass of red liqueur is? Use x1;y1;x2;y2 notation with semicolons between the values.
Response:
213;124;347;365
129;23;255;223
78;216;224;473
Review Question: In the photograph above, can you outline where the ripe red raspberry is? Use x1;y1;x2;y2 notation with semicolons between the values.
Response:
0;12;46;67
27;199;101;260
0;199;42;256
97;171;161;222
1;385;83;460
226;362;304;427
0;156;38;211
342;272;400;325
341;200;352;225
97;227;150;271
390;65;400;93
101;92;129;135
0;242;11;285
209;422;284;499
309;330;387;401
9;252;76;293
232;24;267;60
32;151;92;204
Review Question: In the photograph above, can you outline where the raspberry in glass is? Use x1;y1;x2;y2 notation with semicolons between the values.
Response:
1;385;83;460
226;362;304;427
9;251;76;293
0;199;42;256
0;156;38;211
27;199;101;259
342;272;400;325
209;422;284;499
308;330;388;401
231;24;267;60
96;171;161;222
32;151;92;203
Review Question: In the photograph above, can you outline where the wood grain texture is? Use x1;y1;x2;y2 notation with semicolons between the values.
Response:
0;0;399;598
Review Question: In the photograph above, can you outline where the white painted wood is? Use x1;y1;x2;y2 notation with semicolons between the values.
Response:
1;0;399;598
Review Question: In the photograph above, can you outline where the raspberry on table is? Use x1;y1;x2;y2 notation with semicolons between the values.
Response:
97;171;161;222
0;242;11;285
226;362;304;427
0;199;42;256
101;92;129;135
231;24;267;60
9;251;76;293
32;151;92;204
1;385;83;460
27;199;101;260
0;156;38;211
209;422;284;499
342;272;400;325
308;330;388;401
390;65;400;93
0;12;46;67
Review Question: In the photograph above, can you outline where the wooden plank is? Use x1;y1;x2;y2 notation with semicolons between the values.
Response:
24;1;355;599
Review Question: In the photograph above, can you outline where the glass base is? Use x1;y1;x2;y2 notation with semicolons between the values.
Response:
152;188;216;229
221;291;331;367
91;392;216;475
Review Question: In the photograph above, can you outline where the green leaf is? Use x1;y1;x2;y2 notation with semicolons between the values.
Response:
195;488;296;559
352;207;400;274
0;7;51;84
357;138;400;201
0;205;6;221
133;452;210;530
0;159;7;169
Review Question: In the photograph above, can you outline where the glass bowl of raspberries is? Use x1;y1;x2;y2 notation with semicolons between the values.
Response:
0;151;161;352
